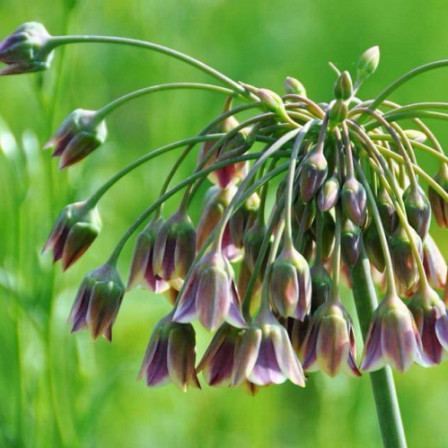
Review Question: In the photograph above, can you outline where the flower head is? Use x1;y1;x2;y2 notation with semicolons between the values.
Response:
138;315;200;391
361;293;427;372
43;201;101;270
68;263;125;341
232;307;305;387
45;109;107;169
302;299;360;377
0;22;53;75
173;250;246;331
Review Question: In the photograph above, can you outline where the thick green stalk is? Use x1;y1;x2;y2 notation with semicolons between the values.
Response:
351;252;407;448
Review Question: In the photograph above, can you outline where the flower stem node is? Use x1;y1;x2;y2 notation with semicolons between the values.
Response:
69;263;125;341
270;246;311;320
173;250;246;331
340;177;367;226
0;22;53;75
361;293;428;372
302;299;361;377
45;109;107;169
138;315;200;391
43;201;101;270
153;210;196;285
232;307;305;387
127;217;169;293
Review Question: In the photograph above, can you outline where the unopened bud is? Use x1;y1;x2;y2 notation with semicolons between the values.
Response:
317;176;340;211
403;184;431;239
341;219;362;267
329;100;348;124
285;76;307;97
364;223;385;272
333;71;353;100
377;187;398;234
404;130;427;143
341;177;367;226
356;46;380;86
428;164;448;227
299;149;328;202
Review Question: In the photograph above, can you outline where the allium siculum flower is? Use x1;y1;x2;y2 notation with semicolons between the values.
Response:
127;217;169;293
173;250;246;331
361;292;427;372
302;298;361;377
45;109;107;169
340;176;367;226
138;314;200;390
299;147;328;203
269;245;311;320
402;184;431;240
69;263;125;341
0;22;53;75
428;163;448;227
232;306;305;387
43;201;101;270
196;186;242;261
153;210;196;288
407;284;448;365
423;235;447;290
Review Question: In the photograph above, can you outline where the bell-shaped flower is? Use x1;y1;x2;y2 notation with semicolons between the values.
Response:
173;250;246;331
127;217;169;293
138;314;200;391
0;22;53;75
423;235;447;290
43;201;101;270
340;177;367;226
361;293;427;372
232;306;305;387
302;299;361;377
299;148;328;203
408;284;448;365
44;109;107;169
428;163;448;227
68;263;125;341
196;323;242;386
269;245;311;320
153;210;196;287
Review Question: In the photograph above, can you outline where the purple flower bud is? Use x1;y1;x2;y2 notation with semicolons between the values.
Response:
377;187;398;234
196;323;241;386
138;315;200;391
270;246;311;320
198;116;249;188
390;225;422;291
232;308;305;387
317;176;340;211
127;217;169;293
363;223;386;272
302;300;360;377
196;186;242;261
356;46;380;85
341;177;367;226
341;219;362;267
408;285;448;365
423;235;447;290
153;211;196;283
68;263;124;341
44;109;107;169
333;71;353;100
173;250;246;331
0;22;53;75
299;149;328;203
284;76;307;97
428;164;448;227
43;201;101;270
361;293;427;372
403;185;431;239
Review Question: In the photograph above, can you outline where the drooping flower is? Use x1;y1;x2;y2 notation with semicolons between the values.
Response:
127;217;169;293
232;306;305;387
68;263;125;341
43;201;101;270
44;109;107;169
302;299;361;377
408;284;448;365
173;250;246;331
361;293;427;372
138;315;200;391
0;22;53;75
422;235;447;291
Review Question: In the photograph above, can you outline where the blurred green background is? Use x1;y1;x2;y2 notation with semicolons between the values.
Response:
1;0;448;447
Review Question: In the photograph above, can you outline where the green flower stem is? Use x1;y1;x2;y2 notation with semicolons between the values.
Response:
94;82;235;121
282;94;325;118
107;154;289;265
84;134;224;208
48;35;249;96
365;110;448;129
350;251;407;448
329;206;341;302
357;59;448;121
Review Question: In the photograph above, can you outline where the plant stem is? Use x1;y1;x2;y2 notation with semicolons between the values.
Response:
351;251;407;448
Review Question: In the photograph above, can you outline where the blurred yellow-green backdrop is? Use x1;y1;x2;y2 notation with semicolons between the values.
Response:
1;0;448;447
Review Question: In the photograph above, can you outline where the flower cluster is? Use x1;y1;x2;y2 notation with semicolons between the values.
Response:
3;23;448;392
